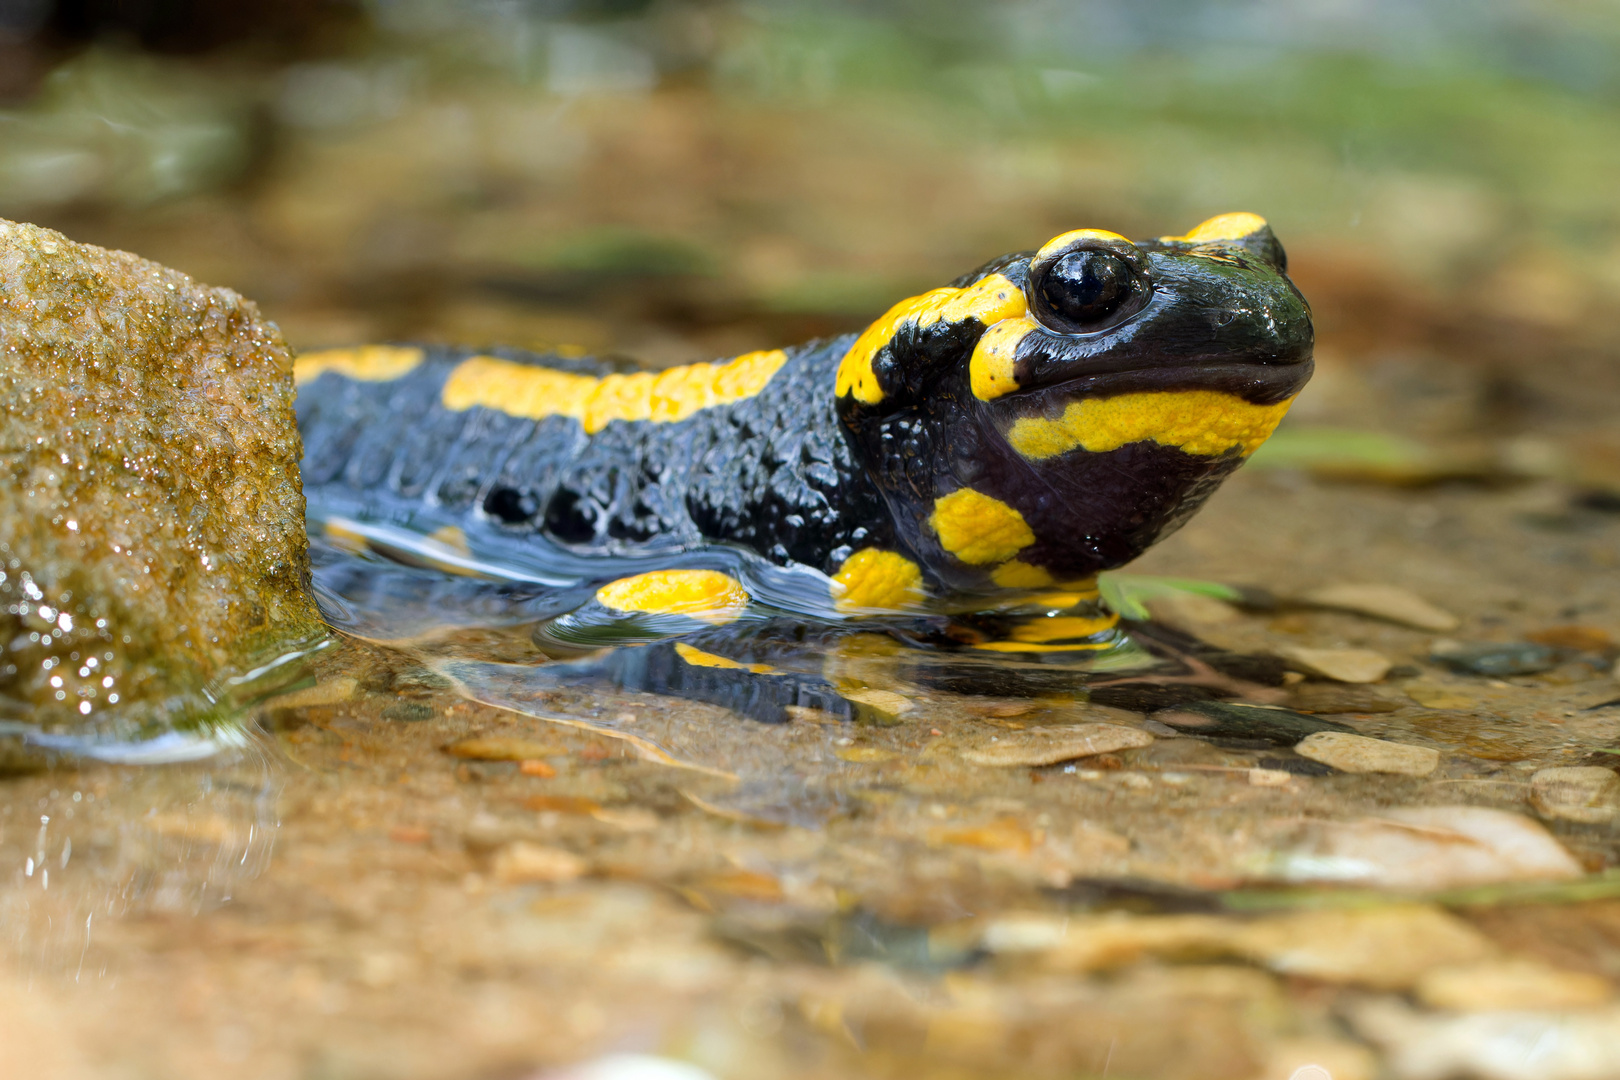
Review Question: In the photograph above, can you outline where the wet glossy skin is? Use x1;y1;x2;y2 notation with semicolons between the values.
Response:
295;213;1312;719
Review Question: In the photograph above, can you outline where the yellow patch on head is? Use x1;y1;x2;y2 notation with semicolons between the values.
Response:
595;569;750;624
1006;390;1295;461
969;318;1036;401
441;349;787;434
836;274;1027;404
1007;612;1121;643
929;489;1035;565
1161;212;1269;245
1035;229;1132;260
673;642;775;674
990;559;1055;589
832;549;926;612
294;345;424;386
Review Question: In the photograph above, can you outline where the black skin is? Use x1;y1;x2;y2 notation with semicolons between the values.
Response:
298;223;1314;722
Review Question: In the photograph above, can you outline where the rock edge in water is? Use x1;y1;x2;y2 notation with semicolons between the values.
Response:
0;217;323;748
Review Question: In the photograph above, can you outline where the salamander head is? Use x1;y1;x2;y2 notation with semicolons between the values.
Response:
834;212;1313;601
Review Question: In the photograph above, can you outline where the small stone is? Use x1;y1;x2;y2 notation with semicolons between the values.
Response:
1299;583;1460;631
1233;905;1495;990
1402;681;1481;709
842;687;914;725
1416;959;1614;1011
1350;998;1620;1080
1275;645;1392;683
1273;805;1584;889
1152;701;1353;744
1431;639;1559;677
1530;766;1620;824
446;736;564;761
957;722;1153;767
1249;768;1295;786
491;841;587;884
1294;732;1440;776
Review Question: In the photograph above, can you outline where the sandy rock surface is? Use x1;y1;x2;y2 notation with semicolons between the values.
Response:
0;218;322;740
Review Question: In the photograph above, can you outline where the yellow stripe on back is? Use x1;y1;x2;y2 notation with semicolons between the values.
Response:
1006;390;1296;461
836;274;1027;404
294;345;424;385
442;349;788;434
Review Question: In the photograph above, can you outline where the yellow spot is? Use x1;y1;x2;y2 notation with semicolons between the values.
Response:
595;569;750;624
969;318;1036;401
990;560;1055;589
441;349;788;434
1035;228;1132;260
1160;212;1269;244
832;549;926;612
1007;612;1121;643
674;642;775;674
836;274;1026;404
929;489;1035;566
294;345;424;385
1006;390;1296;461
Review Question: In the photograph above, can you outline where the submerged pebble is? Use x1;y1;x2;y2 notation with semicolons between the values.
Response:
1274;805;1583;889
1529;766;1620;823
492;841;588;884
1430;640;1559;677
958;722;1154;767
1351;998;1620;1080
1233;905;1494;990
1294;732;1440;776
984;904;1492;990
1275;645;1392;684
1415;959;1614;1011
1298;583;1460;631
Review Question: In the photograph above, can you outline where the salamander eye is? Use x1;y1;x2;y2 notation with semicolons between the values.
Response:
1028;240;1152;334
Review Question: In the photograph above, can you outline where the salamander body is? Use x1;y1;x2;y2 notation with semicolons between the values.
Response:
297;213;1312;717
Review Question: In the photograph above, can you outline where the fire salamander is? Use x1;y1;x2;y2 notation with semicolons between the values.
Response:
297;213;1313;722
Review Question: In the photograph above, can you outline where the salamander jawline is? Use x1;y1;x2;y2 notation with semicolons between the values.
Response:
836;212;1313;598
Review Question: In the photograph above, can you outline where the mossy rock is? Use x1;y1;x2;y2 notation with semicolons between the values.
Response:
0;218;324;744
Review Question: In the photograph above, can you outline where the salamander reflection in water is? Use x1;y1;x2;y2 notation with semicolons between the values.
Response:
296;212;1313;722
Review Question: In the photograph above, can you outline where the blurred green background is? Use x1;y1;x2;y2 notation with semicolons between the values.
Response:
3;0;1619;445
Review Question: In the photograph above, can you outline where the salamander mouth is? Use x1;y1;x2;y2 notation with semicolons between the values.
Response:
1009;352;1313;412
